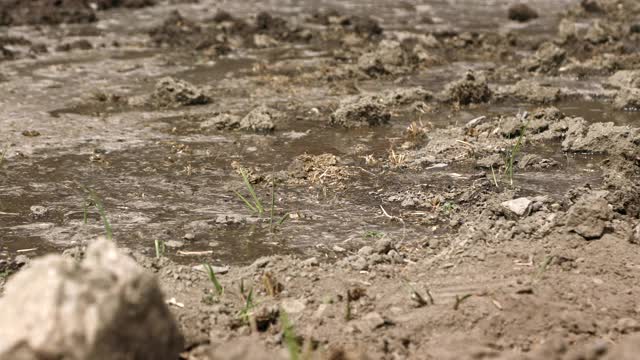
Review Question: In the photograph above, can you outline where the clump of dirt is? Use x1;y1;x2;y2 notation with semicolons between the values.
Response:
498;79;562;104
522;42;567;74
95;0;155;9
564;194;613;239
563;122;640;155
443;71;492;105
330;96;391;128
55;39;93;52
287;153;352;185
607;70;640;89
356;40;424;77
149;77;211;108
239;106;280;132
508;3;539;22
200;113;241;131
0;0;96;26
613;88;640;110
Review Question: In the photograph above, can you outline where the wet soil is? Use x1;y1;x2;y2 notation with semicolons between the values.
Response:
1;0;640;359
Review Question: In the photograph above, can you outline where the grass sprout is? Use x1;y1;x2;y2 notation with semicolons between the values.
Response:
280;310;300;360
204;263;224;296
453;294;473;310
235;168;264;215
81;187;113;240
0;145;8;167
155;239;165;259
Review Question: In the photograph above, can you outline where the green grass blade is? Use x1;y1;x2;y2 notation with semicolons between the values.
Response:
240;168;263;215
280;310;300;360
155;239;165;259
204;263;224;296
277;213;289;226
88;190;112;240
234;190;259;213
270;179;275;231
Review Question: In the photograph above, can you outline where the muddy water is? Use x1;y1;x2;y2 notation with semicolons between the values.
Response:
0;0;601;265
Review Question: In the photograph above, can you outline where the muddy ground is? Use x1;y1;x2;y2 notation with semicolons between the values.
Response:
1;0;640;359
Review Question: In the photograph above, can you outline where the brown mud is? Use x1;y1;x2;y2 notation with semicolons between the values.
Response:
1;0;640;359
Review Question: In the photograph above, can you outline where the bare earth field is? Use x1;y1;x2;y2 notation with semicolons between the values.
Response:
1;0;640;359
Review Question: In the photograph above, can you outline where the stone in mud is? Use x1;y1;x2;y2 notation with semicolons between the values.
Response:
518;154;559;170
239;105;279;132
0;238;184;360
444;71;492;105
501;198;533;217
614;88;640;111
475;153;502;169
200;113;241;130
0;0;96;26
330;96;391;128
607;70;640;89
523;42;566;73
566;196;613;239
508;4;539;22
151;77;210;107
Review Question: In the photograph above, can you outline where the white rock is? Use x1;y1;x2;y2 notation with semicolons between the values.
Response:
0;238;183;360
501;197;533;216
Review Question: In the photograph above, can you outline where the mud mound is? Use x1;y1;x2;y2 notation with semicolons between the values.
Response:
239;105;279;132
523;42;566;74
357;40;422;77
150;77;211;107
95;0;155;9
0;0;96;26
508;3;539;22
330;96;391;128
444;71;492;105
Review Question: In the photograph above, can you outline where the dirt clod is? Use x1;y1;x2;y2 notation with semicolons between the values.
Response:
151;77;211;107
239;105;279;132
565;196;613;239
444;71;492;105
330;96;391;127
508;3;539;22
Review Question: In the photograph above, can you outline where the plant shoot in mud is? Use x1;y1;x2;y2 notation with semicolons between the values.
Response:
234;168;288;233
0;145;8;168
81;187;113;241
237;279;257;329
154;239;165;258
234;168;264;216
280;310;301;360
204;263;224;297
